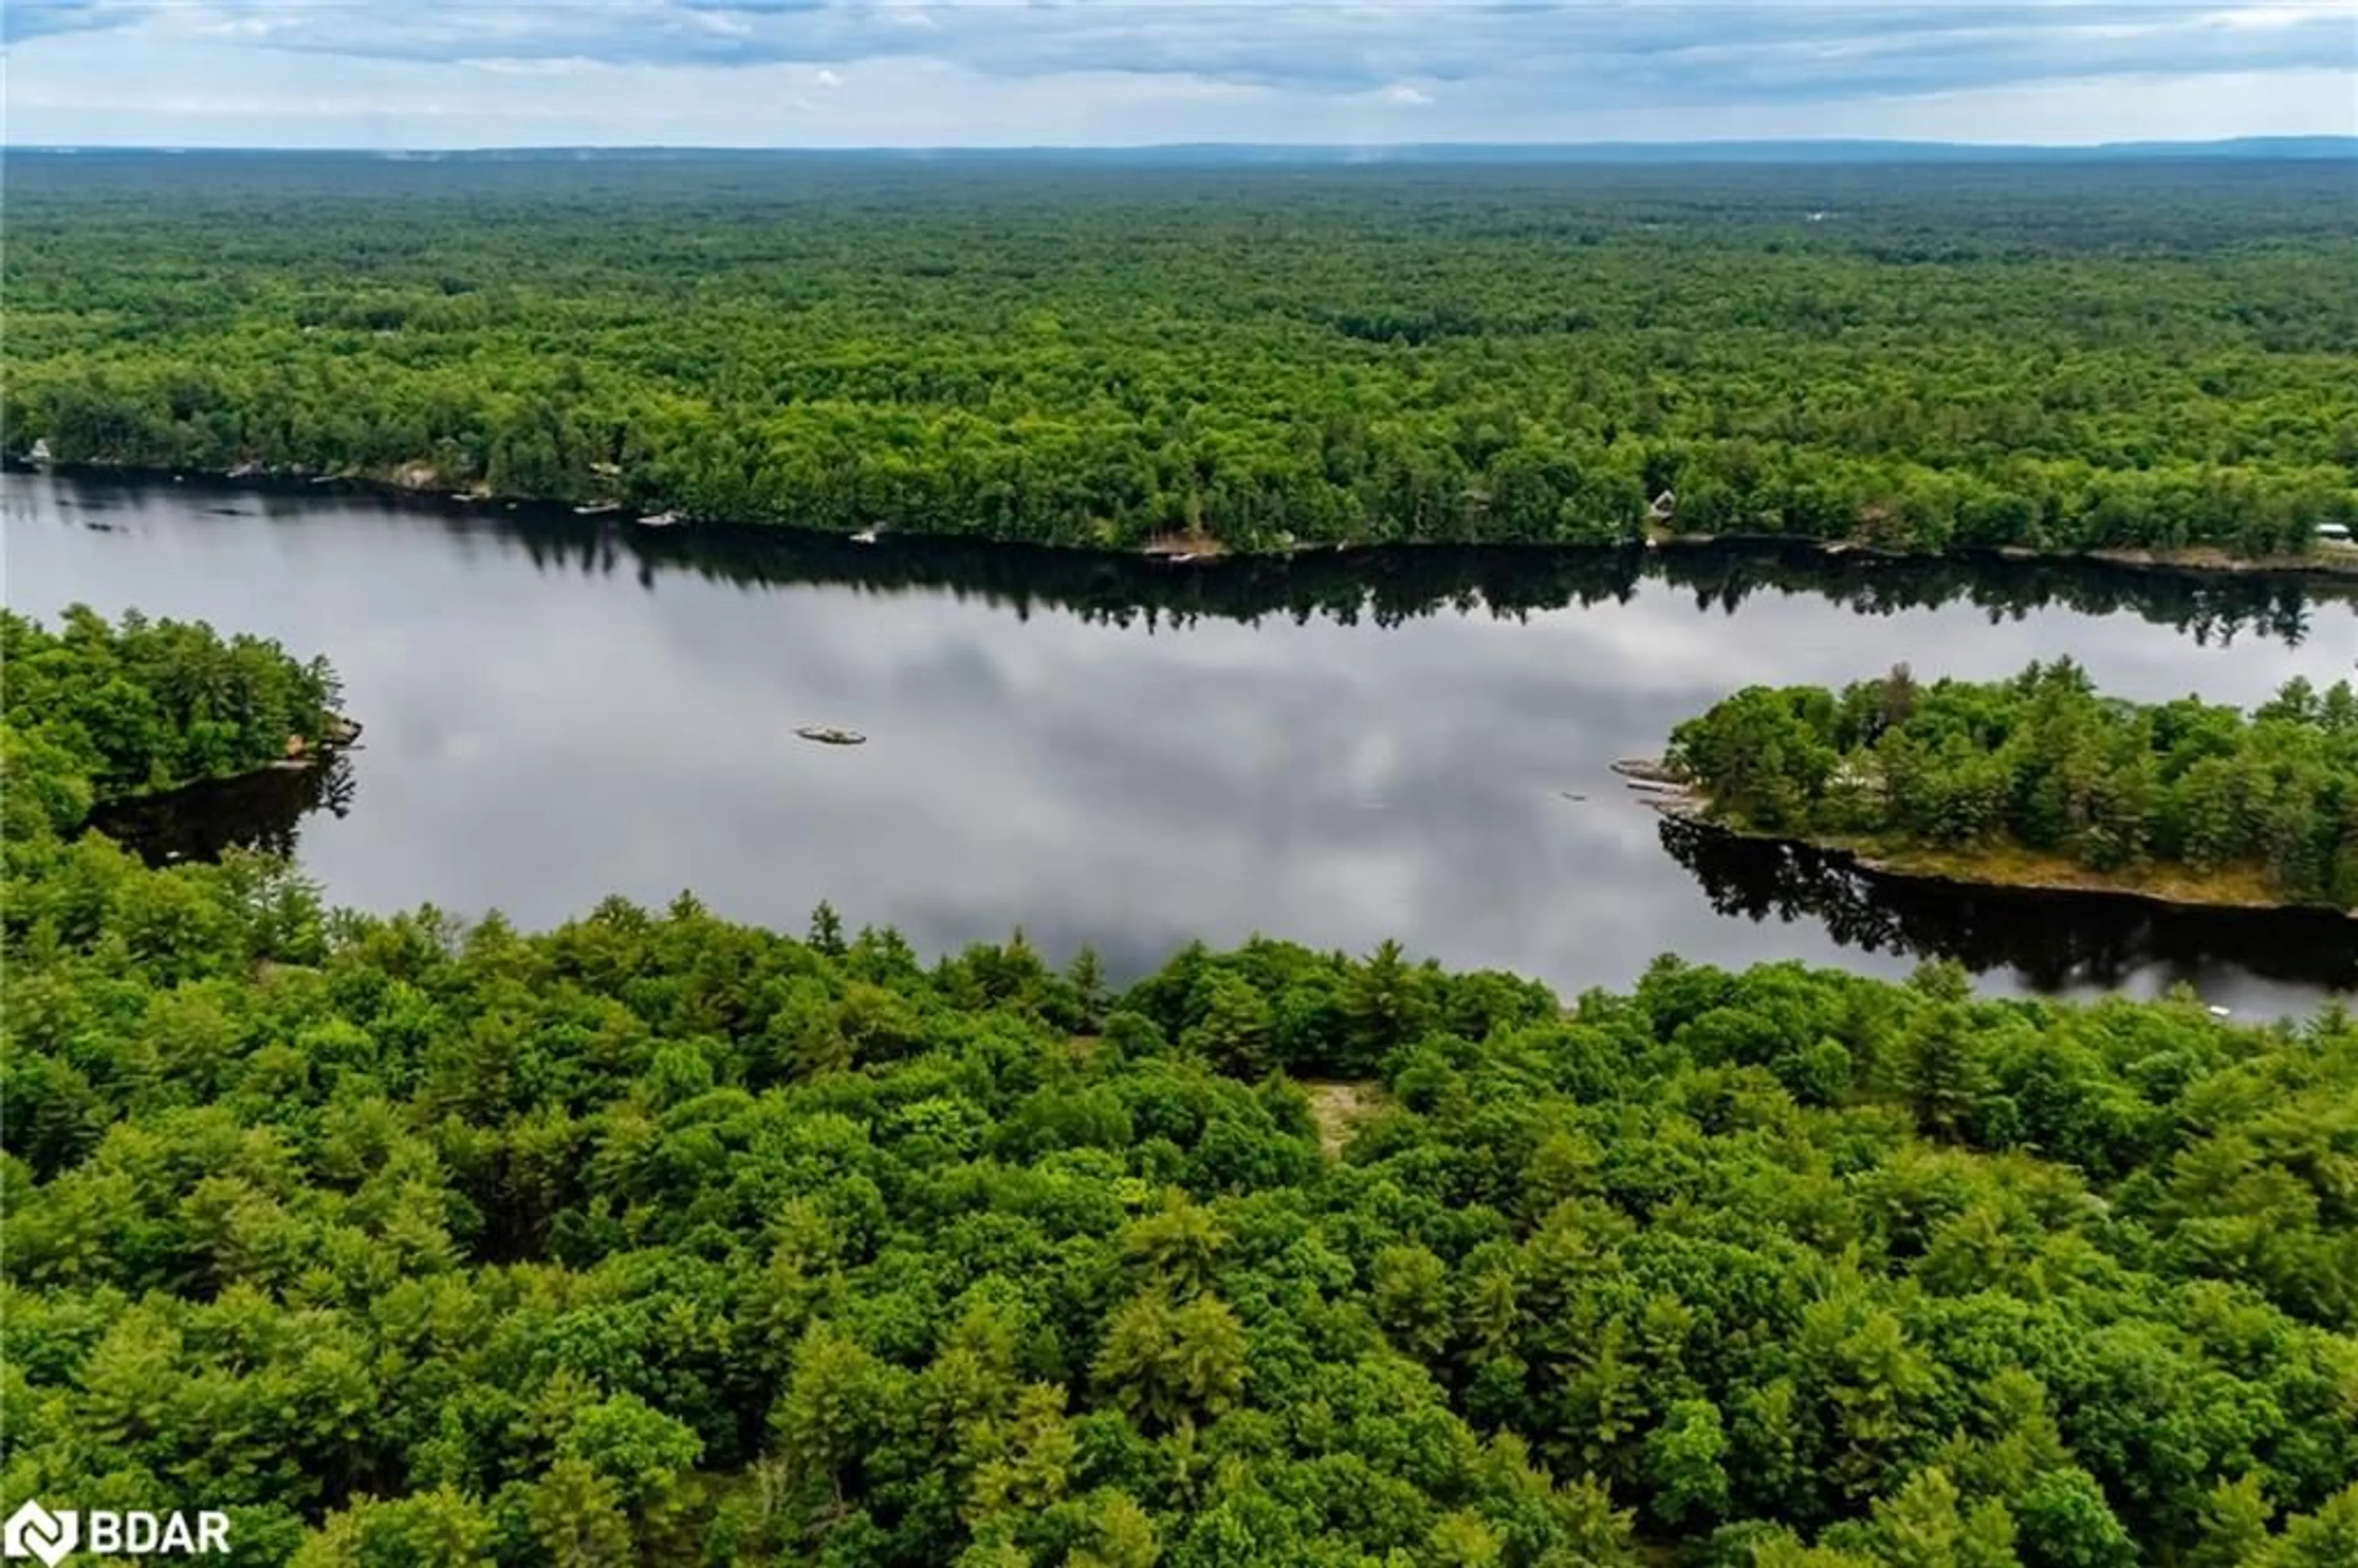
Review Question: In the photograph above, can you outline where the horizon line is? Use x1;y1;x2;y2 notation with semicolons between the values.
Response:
9;133;2355;155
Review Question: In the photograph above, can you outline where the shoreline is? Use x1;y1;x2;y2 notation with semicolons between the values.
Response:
1654;798;2356;922
87;723;360;813
12;455;2356;584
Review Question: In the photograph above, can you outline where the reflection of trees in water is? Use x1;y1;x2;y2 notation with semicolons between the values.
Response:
1657;813;2357;993
486;510;2339;646
88;751;358;867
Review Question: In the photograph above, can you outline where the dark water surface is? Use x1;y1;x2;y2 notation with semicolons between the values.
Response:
8;473;2354;1012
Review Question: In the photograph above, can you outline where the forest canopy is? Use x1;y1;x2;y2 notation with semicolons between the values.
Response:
1666;661;2358;911
4;607;2357;1566
6;154;2356;559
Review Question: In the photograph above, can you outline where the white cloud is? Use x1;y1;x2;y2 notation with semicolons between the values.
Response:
2203;1;2354;28
462;57;608;79
4;2;2352;146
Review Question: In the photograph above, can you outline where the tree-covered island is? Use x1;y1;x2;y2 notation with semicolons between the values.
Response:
1664;661;2358;914
1;605;351;836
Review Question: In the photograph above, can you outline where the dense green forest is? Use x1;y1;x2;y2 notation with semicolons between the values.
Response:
1;605;343;836
1667;662;2358;911
7;153;2357;558
6;610;2358;1565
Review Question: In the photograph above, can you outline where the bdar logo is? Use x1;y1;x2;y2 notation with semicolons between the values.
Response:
2;1499;228;1562
3;1501;79;1567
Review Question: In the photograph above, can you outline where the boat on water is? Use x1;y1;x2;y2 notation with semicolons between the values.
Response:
851;527;879;544
574;500;623;516
796;725;867;747
635;510;684;528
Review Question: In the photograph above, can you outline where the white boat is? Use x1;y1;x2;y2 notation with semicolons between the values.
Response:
851;527;879;544
796;725;866;747
635;510;683;528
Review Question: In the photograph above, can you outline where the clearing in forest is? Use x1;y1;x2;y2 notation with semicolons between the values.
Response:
1301;1080;1390;1157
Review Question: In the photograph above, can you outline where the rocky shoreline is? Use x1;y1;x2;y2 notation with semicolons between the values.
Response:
1633;757;2356;924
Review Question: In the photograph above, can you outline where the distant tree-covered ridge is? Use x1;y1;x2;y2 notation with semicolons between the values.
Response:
5;607;2358;1564
1668;661;2358;911
7;157;2356;560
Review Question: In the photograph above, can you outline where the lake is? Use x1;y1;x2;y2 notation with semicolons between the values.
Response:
7;470;2354;1013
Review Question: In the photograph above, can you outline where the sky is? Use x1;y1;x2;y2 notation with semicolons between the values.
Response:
5;2;2355;149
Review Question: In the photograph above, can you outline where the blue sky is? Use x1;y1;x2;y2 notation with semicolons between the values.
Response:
6;2;2354;147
